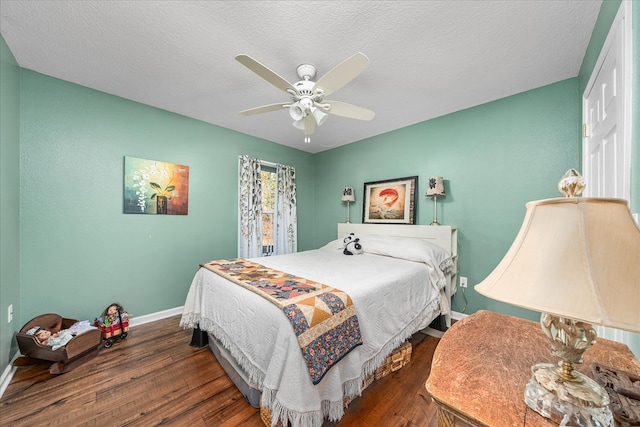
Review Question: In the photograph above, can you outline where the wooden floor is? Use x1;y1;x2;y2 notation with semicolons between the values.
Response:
0;315;441;426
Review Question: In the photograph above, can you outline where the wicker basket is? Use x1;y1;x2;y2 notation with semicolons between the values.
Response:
362;371;375;389
260;405;282;427
374;341;412;380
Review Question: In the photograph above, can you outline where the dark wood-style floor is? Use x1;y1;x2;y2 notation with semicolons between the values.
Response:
0;315;441;426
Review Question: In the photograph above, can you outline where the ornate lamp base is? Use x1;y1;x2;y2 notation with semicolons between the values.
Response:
524;363;613;427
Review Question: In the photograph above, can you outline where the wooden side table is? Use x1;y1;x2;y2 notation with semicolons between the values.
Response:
426;310;640;427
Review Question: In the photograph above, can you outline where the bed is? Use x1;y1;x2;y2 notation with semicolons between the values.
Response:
180;223;457;427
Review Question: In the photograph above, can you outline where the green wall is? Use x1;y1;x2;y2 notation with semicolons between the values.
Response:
18;70;315;325
2;0;639;378
0;36;21;373
314;78;580;321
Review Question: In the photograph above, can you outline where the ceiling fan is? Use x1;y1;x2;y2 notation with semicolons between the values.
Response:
236;52;375;142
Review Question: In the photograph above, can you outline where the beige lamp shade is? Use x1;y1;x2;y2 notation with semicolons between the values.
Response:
426;177;445;196
342;187;355;202
475;197;640;333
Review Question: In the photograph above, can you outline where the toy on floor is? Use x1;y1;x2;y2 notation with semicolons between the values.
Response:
94;303;130;348
32;320;96;350
14;313;102;374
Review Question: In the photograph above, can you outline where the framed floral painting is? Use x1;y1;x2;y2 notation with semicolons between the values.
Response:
123;156;189;215
362;176;417;224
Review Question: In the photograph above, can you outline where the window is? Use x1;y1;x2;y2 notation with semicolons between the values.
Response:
238;155;297;258
261;168;276;256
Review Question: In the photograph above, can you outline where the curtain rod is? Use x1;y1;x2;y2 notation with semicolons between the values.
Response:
260;160;277;168
238;154;277;168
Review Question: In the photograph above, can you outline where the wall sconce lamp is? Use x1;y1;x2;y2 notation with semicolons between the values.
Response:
342;187;355;223
426;177;445;225
475;170;640;426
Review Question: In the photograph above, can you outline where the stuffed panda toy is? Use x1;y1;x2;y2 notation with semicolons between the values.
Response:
343;233;363;255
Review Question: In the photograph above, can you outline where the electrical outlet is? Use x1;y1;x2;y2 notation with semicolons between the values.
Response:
460;277;468;288
8;304;13;323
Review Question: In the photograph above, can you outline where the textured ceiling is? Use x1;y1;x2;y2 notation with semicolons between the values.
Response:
0;1;602;153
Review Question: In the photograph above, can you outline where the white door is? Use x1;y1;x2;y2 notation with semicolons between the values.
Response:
582;1;632;343
583;10;629;200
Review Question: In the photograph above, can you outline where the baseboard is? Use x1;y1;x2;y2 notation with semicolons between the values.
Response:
129;306;183;327
423;311;467;338
451;310;466;322
0;358;18;401
0;305;184;400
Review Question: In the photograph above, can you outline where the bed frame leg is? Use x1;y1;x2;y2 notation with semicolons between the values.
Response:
190;326;209;348
428;315;448;332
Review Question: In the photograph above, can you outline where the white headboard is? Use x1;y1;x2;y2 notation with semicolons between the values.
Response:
337;223;457;258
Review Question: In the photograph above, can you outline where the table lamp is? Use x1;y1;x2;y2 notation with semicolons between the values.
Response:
426;177;445;225
342;187;355;223
475;170;640;426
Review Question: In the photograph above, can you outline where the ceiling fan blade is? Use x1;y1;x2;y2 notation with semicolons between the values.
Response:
325;100;375;121
314;52;369;96
236;54;298;94
239;103;288;116
303;115;316;136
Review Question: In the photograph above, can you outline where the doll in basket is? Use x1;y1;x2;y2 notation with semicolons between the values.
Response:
29;320;96;351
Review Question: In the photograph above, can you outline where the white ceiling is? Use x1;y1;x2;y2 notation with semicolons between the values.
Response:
0;1;602;154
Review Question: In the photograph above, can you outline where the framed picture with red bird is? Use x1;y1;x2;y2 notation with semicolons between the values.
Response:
363;176;417;224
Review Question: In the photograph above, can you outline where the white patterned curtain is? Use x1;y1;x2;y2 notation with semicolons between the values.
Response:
274;163;297;255
238;155;262;258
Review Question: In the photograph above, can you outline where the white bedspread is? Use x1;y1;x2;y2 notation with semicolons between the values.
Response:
181;246;448;427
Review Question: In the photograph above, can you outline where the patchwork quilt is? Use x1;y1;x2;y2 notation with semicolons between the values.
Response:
200;259;363;384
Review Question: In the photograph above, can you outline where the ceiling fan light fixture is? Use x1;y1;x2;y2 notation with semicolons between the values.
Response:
299;97;313;113
293;119;306;130
289;103;305;121
312;107;328;126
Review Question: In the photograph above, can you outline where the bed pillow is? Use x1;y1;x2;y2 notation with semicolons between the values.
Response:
319;238;345;252
359;235;453;272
